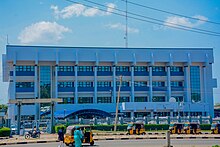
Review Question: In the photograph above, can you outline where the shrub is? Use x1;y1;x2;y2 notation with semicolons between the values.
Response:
91;124;169;131
92;125;114;131
200;124;211;130
55;125;67;133
144;124;169;131
0;127;10;137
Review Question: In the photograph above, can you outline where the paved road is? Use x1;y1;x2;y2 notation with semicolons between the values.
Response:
4;139;220;147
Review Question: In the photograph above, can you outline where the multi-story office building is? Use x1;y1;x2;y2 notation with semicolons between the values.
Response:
2;45;217;123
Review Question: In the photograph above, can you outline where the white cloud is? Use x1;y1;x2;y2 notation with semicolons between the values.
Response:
106;23;139;33
51;3;116;19
18;21;71;44
83;7;100;17
106;3;116;15
164;15;208;28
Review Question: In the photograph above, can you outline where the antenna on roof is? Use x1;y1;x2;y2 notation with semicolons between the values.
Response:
6;34;9;45
124;0;128;48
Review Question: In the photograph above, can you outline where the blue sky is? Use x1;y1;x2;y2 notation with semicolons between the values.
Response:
0;0;220;104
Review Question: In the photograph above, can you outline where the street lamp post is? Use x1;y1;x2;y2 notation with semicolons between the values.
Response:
110;90;113;103
114;75;123;132
64;109;66;119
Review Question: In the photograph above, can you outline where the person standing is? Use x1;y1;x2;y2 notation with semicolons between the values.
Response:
58;127;64;147
74;126;83;147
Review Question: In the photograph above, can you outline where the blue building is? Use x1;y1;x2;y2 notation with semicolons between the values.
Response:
2;45;217;123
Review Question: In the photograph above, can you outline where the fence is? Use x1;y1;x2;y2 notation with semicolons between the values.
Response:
8;116;220;134
55;116;220;126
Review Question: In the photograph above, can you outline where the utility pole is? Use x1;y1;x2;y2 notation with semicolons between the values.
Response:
114;75;123;132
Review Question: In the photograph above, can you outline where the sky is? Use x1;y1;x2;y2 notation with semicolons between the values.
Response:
0;0;220;104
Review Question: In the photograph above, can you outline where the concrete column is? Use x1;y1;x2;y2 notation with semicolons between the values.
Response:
13;64;16;100
170;111;173;117
167;66;171;102
55;65;58;98
184;66;190;102
149;66;153;102
130;111;134;118
202;66;207;103
94;66;97;103
150;111;154;118
74;65;78;104
131;66;134;102
34;65;39;121
113;66;116;103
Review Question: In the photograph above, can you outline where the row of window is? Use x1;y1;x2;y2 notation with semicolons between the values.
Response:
16;81;184;88
16;96;184;104
58;96;184;104
16;82;34;88
16;66;35;72
190;66;201;102
15;66;184;72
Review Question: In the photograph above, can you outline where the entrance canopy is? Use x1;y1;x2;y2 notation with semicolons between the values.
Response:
54;109;111;119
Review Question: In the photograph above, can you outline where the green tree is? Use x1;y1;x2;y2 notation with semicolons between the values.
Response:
0;104;8;111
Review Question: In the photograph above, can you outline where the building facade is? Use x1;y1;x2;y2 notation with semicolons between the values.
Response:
2;45;217;123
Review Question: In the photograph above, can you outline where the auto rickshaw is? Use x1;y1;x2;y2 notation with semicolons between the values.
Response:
126;122;146;135
211;123;220;134
169;123;184;134
184;122;201;134
64;125;94;146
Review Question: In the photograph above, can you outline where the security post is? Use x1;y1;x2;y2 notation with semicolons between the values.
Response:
51;101;55;133
164;130;173;147
17;100;22;135
9;98;62;134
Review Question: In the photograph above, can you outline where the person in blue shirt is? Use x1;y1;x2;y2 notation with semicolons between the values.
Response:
58;127;64;147
74;126;83;147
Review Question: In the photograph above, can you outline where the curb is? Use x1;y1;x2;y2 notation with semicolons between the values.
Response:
92;137;220;141
0;136;219;146
0;140;59;146
0;137;9;140
94;132;210;136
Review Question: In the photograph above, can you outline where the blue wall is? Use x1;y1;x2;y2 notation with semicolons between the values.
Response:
134;72;149;76
78;87;94;92
78;71;94;76
97;71;112;76
58;71;75;76
134;87;149;91
116;71;131;76
10;71;35;76
97;87;113;91
16;87;34;92
58;87;75;92
152;72;166;76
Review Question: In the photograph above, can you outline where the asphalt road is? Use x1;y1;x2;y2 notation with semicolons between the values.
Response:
4;139;220;147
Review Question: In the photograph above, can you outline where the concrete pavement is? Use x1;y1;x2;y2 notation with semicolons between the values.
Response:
3;139;220;147
0;133;220;146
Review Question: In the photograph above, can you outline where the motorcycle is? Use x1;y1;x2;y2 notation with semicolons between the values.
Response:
25;130;41;139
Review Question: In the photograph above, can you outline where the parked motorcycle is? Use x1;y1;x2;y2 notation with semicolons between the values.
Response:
25;130;41;139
